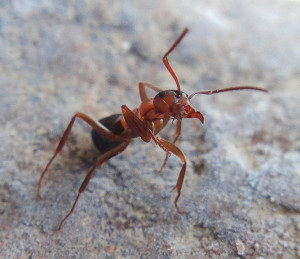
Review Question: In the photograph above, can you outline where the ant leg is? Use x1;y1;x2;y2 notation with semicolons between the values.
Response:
154;138;187;214
158;120;182;173
121;105;186;213
57;139;130;230
162;28;189;92
37;112;125;199
121;105;169;154
138;82;163;101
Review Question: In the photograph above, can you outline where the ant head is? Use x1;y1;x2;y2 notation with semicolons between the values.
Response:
153;90;204;123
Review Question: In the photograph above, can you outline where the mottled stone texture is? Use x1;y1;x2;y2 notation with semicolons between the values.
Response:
1;0;300;258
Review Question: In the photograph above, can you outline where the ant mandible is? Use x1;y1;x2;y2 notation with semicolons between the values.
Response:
37;27;268;230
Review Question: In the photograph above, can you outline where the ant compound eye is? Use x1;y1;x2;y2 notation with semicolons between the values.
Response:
158;91;167;98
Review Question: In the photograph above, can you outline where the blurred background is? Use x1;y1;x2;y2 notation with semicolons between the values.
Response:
1;0;300;258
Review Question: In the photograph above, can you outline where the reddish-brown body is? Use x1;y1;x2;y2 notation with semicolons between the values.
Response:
38;28;267;230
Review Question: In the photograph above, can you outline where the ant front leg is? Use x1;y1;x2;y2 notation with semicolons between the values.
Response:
157;138;187;214
158;120;182;173
121;105;169;153
37;112;125;199
121;105;186;213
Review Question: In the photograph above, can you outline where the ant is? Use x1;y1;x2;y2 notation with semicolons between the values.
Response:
37;27;268;230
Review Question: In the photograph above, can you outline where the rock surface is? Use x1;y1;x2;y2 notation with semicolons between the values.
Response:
1;0;300;258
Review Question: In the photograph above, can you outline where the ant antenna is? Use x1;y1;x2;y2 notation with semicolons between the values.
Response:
189;86;268;99
163;28;189;92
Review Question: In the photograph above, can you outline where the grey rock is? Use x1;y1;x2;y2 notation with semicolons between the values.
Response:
1;0;300;258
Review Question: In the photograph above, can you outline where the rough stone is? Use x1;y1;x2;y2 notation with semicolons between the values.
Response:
1;0;300;258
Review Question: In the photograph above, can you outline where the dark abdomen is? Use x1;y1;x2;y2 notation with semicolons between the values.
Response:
91;114;125;154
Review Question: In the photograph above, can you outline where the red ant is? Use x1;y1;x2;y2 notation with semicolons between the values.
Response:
37;27;268;230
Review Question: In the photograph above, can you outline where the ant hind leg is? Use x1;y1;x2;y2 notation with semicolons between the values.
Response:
57;139;130;230
37;112;125;198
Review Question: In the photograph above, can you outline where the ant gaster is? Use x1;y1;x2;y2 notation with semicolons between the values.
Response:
37;28;268;230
